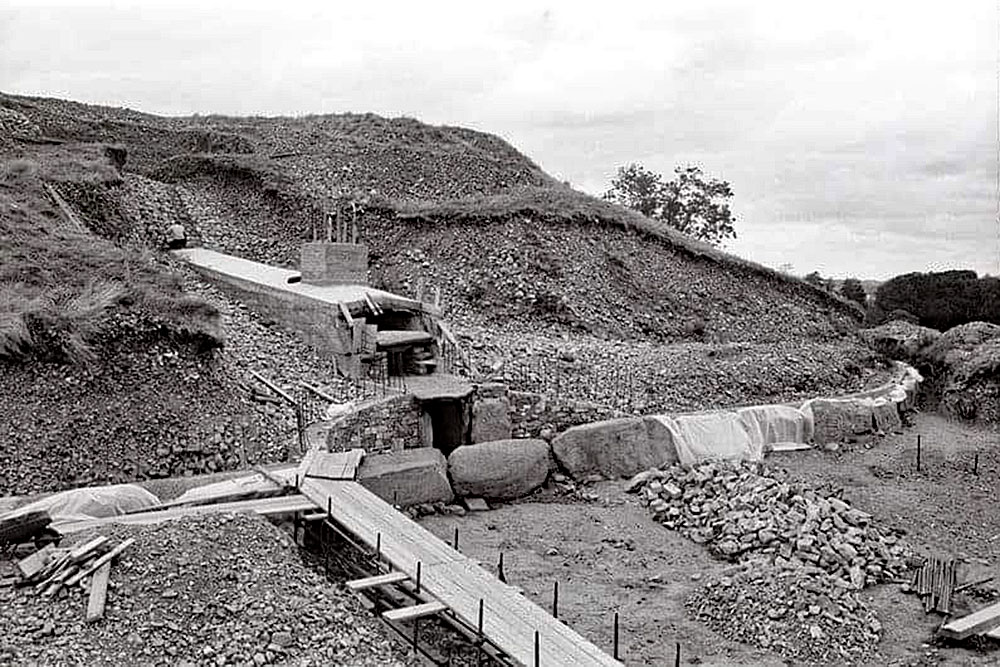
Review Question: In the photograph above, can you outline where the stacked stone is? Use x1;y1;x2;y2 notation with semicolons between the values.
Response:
629;460;910;589
686;562;882;664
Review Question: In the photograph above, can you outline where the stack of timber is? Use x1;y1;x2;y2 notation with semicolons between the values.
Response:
13;535;134;622
908;557;958;614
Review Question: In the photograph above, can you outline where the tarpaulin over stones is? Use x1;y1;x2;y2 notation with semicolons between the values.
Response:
653;412;763;466
2;484;160;528
736;404;812;450
800;398;874;444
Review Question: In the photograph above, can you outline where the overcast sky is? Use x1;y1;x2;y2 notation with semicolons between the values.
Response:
2;0;998;279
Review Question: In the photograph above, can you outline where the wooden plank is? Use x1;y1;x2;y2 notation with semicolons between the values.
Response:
249;371;295;405
86;562;111;623
383;601;447;622
58;495;316;534
306;451;361;481
69;536;109;564
299;479;620;666
67;539;135;587
17;544;56;580
338;302;354;327
346;570;410;591
939;601;1000;639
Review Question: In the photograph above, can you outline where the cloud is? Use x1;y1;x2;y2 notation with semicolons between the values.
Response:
0;0;996;277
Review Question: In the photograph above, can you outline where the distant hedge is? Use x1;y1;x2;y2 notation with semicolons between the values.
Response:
871;271;1000;331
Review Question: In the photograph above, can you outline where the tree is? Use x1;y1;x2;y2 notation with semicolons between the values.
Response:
840;277;867;307
603;163;737;246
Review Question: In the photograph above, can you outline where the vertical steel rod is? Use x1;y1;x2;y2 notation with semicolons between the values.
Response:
477;599;484;667
416;561;422;594
453;527;459;551
534;631;540;667
675;642;681;667
917;434;922;471
552;581;558;619
613;612;619;660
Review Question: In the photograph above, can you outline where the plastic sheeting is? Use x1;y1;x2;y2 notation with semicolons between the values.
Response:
737;404;812;449
1;484;160;528
653;412;764;466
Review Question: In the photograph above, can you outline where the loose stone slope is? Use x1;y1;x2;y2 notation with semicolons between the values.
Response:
0;513;414;666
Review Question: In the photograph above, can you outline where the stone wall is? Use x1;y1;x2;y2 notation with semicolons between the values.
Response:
326;393;424;453
508;390;627;439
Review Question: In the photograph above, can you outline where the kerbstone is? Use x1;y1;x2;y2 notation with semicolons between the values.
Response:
357;448;453;507
550;417;676;481
449;438;551;500
470;398;512;443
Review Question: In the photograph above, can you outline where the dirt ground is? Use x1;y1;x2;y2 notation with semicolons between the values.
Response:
420;412;1000;667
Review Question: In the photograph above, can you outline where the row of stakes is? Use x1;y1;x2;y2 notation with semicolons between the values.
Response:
304;489;686;666
913;434;983;474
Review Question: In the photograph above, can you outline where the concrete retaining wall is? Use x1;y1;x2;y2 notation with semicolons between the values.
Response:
189;262;352;358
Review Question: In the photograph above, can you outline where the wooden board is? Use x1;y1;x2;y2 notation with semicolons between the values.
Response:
58;495;316;534
383;601;447;622
299;479;620;666
17;544;57;579
346;570;409;591
305;449;364;481
939;601;1000;639
86;562;111;623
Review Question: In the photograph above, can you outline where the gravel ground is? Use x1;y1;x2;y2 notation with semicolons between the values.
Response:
0;513;416;667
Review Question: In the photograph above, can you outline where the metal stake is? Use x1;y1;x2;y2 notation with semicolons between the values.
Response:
917;435;922;472
477;599;484;667
416;561;422;595
413;617;419;653
613;612;619;660
453;527;459;551
552;581;558;619
534;631;540;667
376;532;382;563
498;552;507;584
675;641;681;667
974;451;979;475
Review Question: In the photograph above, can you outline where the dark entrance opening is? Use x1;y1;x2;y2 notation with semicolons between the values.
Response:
424;398;468;455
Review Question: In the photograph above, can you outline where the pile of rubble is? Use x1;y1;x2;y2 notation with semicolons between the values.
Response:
686;562;882;664
628;461;911;588
0;513;413;666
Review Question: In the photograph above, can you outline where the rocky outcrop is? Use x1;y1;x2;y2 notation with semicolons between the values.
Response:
550;417;677;480
448;439;551;500
859;320;940;362
357;448;452;507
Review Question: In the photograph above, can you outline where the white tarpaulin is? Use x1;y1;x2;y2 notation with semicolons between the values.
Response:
737;404;812;449
1;484;160;528
653;412;763;466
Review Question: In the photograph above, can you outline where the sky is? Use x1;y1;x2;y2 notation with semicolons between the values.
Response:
2;0;998;279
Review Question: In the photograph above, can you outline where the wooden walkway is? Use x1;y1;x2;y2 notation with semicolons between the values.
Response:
299;477;620;666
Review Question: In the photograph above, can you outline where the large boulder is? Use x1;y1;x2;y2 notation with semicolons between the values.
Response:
448;439;551;500
803;398;874;444
551;417;676;481
872;398;902;432
357;448;453;507
470;398;512;443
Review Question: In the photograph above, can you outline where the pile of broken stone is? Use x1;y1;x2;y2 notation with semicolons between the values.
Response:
629;460;912;662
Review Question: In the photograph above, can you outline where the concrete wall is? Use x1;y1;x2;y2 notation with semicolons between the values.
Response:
300;242;368;286
189;263;353;359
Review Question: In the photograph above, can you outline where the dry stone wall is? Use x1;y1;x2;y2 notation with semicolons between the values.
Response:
508;390;626;440
326;394;423;453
